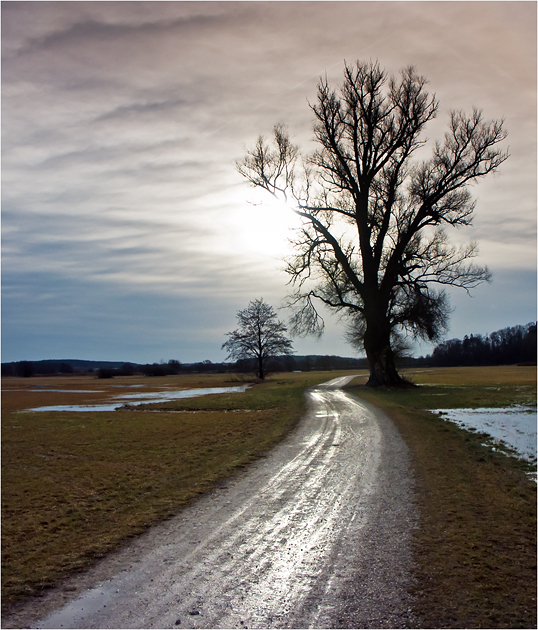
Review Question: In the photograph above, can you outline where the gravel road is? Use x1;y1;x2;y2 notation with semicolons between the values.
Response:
8;376;418;629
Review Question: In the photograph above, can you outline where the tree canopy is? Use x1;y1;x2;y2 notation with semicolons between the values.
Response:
238;60;508;386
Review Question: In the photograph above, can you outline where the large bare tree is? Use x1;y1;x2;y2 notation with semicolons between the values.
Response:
237;61;508;386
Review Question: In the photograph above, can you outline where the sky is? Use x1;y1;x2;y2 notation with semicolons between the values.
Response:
2;1;536;364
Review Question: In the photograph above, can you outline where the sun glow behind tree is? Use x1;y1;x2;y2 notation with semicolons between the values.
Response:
232;191;303;259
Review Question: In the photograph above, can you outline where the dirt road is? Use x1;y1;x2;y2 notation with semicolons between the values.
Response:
19;376;417;629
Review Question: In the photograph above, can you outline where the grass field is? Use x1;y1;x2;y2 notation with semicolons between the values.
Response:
2;366;536;628
348;365;537;629
1;370;358;611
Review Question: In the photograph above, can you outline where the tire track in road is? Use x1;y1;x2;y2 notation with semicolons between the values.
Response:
29;376;417;629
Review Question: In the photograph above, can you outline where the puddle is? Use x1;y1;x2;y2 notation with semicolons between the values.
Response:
27;386;250;412
30;390;103;394
110;384;145;388
432;406;537;462
114;388;251;402
36;585;114;629
29;403;128;412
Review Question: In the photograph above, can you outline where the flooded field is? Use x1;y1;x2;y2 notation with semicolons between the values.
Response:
432;406;537;463
27;385;250;412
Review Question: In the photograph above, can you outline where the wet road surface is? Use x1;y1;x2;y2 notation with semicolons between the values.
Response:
18;376;417;629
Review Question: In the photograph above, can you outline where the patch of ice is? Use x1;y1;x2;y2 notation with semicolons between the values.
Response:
432;407;537;462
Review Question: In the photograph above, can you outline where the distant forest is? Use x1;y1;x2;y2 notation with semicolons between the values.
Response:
0;354;371;378
2;322;535;378
429;322;536;367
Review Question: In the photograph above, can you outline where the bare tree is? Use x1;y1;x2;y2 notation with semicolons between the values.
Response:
222;298;294;379
237;60;508;386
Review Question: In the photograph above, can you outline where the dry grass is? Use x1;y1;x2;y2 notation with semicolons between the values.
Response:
1;370;357;611
349;366;537;629
402;365;536;387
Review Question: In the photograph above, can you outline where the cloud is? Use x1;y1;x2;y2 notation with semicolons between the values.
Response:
2;1;535;363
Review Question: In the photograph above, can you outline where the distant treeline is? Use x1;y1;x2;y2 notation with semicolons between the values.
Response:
429;322;537;367
1;360;76;377
3;323;535;377
1;354;372;378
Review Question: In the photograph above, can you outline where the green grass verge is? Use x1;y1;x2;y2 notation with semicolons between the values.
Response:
348;365;537;629
1;370;356;611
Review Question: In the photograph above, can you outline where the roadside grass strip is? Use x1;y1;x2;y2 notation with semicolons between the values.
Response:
350;365;537;629
1;370;360;611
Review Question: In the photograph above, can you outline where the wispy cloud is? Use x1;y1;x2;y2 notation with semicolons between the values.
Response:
2;1;535;362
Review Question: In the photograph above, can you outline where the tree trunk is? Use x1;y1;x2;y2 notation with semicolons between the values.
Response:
257;355;265;380
363;318;405;387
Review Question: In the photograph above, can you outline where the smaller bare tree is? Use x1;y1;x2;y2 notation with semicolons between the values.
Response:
222;298;294;379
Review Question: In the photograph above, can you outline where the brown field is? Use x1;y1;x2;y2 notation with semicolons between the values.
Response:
1;372;243;415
